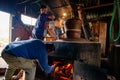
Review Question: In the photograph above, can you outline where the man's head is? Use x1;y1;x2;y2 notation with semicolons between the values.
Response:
40;5;48;14
45;44;55;53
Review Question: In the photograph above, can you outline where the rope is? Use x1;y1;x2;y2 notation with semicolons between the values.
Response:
109;0;120;42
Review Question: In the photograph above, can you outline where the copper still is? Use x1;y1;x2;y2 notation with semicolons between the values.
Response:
64;18;82;39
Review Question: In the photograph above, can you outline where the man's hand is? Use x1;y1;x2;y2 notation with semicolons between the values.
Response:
48;15;55;19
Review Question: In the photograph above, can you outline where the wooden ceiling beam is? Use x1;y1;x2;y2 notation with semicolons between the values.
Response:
83;2;120;10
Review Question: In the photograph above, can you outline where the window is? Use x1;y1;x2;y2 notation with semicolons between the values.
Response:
21;14;37;26
0;11;10;55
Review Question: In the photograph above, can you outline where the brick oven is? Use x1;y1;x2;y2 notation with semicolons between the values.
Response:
44;39;107;80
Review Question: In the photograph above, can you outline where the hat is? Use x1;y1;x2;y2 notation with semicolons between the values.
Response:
40;4;47;9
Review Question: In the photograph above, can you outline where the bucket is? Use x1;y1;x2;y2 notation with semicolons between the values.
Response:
64;18;82;39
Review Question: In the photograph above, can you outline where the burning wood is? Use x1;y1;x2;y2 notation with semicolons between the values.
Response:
51;61;73;80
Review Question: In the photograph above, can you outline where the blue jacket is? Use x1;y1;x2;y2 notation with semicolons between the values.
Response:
32;14;48;36
4;39;51;73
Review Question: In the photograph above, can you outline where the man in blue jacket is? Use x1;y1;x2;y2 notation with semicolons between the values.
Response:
1;39;54;80
32;4;55;40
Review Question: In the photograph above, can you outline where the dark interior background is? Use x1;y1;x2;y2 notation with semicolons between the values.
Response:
0;0;114;20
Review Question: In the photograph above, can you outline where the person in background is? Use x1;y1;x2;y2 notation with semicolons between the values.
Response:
32;4;55;40
1;39;54;80
46;18;59;40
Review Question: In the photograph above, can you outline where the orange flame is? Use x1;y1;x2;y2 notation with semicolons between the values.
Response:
52;61;73;80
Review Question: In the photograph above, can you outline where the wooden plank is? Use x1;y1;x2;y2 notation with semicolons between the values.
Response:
91;22;107;55
99;22;107;55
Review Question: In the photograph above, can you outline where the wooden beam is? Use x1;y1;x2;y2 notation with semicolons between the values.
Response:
83;2;120;10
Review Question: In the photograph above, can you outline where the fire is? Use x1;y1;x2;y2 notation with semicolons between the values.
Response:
51;61;73;80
